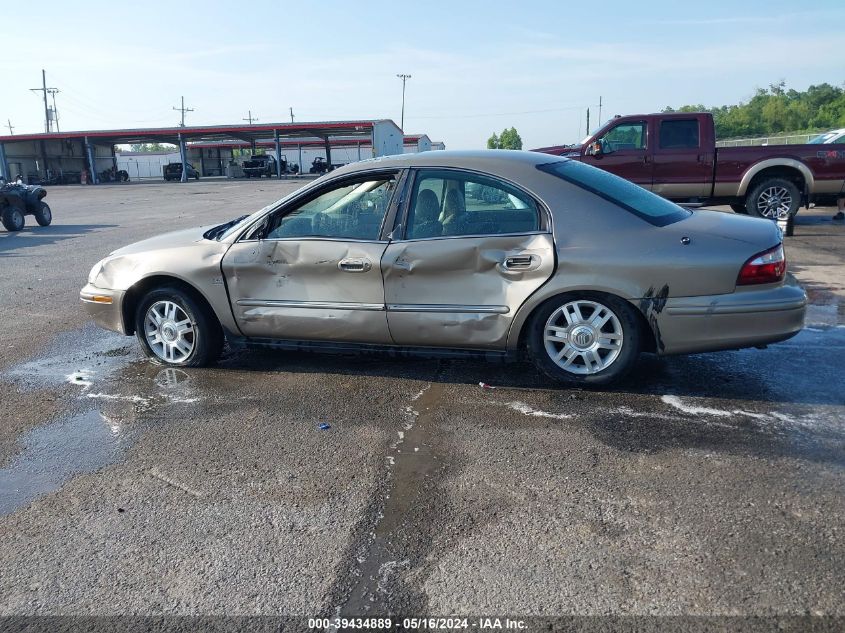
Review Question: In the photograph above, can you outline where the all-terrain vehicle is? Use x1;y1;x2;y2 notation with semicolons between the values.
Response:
0;182;52;232
309;157;329;174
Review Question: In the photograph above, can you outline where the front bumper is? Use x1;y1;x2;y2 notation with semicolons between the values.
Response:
653;283;807;355
80;284;127;334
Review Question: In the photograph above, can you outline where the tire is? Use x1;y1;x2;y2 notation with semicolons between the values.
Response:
730;203;748;215
194;173;200;180
526;293;641;387
34;202;52;227
1;206;25;232
746;178;801;220
134;285;223;367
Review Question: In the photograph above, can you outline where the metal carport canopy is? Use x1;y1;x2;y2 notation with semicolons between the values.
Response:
0;120;385;145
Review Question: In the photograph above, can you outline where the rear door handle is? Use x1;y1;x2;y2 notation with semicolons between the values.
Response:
338;258;372;273
503;255;534;270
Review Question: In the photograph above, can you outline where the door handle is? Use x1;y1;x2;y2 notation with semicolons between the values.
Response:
338;258;372;273
503;255;534;270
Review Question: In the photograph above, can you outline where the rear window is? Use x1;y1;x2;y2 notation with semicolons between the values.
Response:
659;119;700;149
538;160;691;226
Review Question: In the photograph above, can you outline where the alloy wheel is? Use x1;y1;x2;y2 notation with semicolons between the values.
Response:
144;300;196;363
756;186;792;219
543;300;624;375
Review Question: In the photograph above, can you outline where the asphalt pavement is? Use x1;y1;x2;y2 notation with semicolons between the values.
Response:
0;180;842;627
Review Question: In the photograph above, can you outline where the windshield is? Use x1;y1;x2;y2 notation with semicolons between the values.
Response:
538;160;691;227
809;132;837;144
809;131;845;144
211;183;315;241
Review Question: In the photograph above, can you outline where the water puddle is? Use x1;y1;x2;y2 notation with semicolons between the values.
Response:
339;382;445;616
0;409;130;516
4;323;137;392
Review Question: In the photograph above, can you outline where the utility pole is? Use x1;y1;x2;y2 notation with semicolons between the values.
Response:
586;108;590;136
396;73;411;131
172;96;194;127
5;120;13;135
242;110;258;124
289;107;295;123
30;69;58;133
48;88;60;133
597;96;602;130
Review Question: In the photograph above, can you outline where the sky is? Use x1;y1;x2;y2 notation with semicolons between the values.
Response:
1;0;843;149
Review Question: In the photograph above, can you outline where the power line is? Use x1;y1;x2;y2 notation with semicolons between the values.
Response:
412;104;586;120
172;96;194;127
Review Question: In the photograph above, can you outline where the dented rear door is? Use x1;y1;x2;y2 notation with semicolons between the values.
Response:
382;168;556;349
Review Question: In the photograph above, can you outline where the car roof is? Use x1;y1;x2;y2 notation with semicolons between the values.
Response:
331;150;565;176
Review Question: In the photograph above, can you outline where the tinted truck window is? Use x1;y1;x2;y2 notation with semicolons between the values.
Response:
659;119;700;149
538;160;691;226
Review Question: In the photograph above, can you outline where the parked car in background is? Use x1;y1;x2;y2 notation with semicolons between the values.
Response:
809;129;845;145
81;151;805;386
163;163;199;181
534;112;845;220
243;154;278;178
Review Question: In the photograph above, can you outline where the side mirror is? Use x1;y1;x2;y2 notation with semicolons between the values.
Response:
586;141;603;158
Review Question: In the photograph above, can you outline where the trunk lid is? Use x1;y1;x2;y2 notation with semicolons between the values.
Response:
655;209;783;296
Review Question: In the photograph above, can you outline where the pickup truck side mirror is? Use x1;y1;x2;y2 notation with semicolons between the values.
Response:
586;141;604;158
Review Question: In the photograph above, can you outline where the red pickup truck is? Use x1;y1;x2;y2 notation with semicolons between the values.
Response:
534;112;845;219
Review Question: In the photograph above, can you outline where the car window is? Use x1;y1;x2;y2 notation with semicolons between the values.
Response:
600;123;646;152
659;119;700;149
265;175;397;240
405;170;541;239
538;160;691;227
809;132;839;144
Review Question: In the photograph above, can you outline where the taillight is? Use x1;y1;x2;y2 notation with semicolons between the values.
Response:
737;244;786;286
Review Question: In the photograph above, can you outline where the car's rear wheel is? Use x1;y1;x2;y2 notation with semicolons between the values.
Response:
34;202;52;226
730;203;748;214
746;178;801;220
526;294;641;386
135;286;223;367
1;206;25;232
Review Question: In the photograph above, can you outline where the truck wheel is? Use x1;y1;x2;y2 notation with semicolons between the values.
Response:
746;178;800;220
730;203;748;215
1;207;25;232
34;202;52;226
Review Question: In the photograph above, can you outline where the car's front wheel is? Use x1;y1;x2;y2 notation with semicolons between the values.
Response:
526;294;641;386
135;286;223;367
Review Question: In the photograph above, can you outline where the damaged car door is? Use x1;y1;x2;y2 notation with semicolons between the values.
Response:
382;169;555;349
222;171;401;343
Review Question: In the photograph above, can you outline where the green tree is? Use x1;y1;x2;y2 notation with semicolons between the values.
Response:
664;81;845;138
487;127;523;149
128;142;177;153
